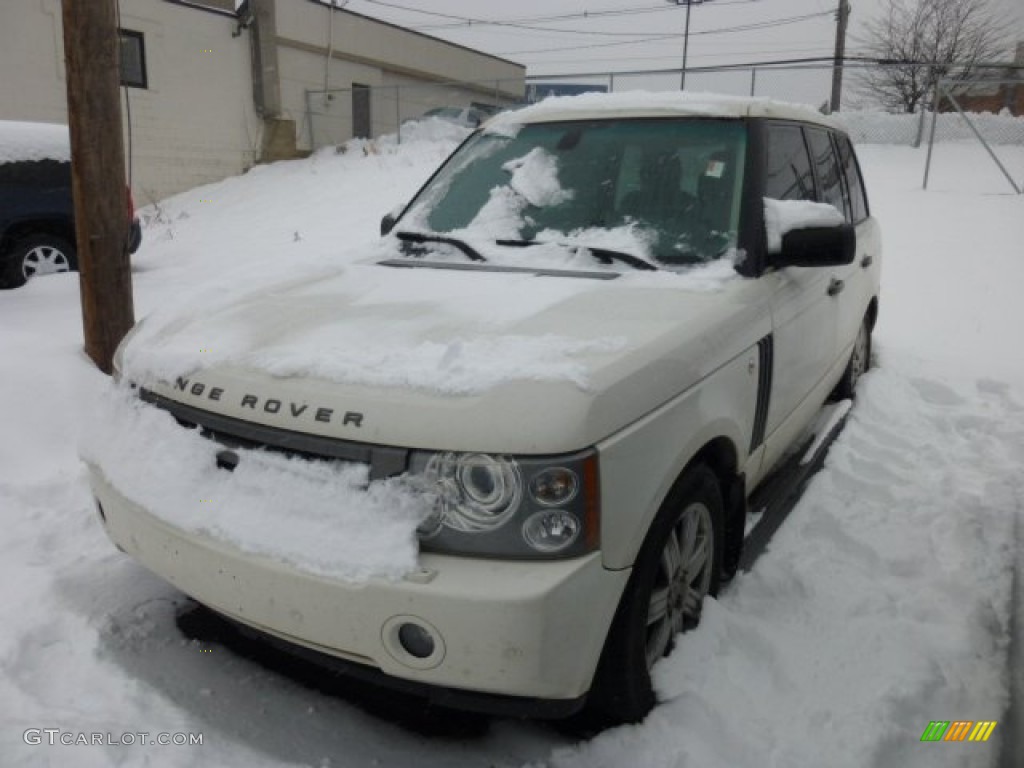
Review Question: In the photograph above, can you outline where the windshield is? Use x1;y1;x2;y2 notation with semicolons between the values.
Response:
400;118;747;268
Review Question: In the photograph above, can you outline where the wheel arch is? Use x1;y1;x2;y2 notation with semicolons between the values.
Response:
865;295;879;331
583;456;732;725
685;437;745;579
2;217;76;254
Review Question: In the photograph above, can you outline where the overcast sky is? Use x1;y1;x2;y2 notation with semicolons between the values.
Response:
330;0;1024;77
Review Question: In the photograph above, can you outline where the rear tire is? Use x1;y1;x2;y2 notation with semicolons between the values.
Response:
584;464;724;726
833;317;871;400
1;234;76;288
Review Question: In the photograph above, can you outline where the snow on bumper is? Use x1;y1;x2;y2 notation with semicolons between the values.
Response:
88;464;628;703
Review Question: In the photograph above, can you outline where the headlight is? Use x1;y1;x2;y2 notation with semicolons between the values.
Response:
410;449;599;559
426;453;521;533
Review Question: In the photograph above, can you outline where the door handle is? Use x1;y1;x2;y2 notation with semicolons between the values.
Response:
827;277;845;296
860;254;873;269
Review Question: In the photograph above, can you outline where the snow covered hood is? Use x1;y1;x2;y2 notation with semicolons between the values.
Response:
122;259;765;454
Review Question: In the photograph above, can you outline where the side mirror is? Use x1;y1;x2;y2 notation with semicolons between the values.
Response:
773;224;855;268
381;203;406;236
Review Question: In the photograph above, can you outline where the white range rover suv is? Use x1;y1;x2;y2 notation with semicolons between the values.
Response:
87;93;880;725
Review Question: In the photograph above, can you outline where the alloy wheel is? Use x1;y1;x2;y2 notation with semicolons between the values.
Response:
22;245;71;279
645;500;714;670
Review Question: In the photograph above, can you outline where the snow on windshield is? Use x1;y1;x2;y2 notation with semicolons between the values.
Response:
400;118;747;271
503;147;573;207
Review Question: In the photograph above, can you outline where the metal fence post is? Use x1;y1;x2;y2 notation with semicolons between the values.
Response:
940;81;1022;194
922;79;941;189
750;68;757;97
913;66;933;148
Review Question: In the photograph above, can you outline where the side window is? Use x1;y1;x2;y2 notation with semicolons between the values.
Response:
836;135;869;223
806;128;849;221
765;124;815;201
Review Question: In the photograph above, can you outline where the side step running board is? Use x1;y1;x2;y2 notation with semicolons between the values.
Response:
738;401;851;572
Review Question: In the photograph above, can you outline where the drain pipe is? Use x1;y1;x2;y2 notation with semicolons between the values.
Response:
324;0;337;100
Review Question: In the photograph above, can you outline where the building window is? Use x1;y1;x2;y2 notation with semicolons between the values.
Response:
119;29;147;89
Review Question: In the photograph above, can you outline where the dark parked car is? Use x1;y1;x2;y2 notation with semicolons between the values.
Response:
0;155;141;289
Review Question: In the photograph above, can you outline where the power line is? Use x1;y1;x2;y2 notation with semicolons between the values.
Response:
413;0;765;30
496;11;835;57
342;0;753;29
341;0;764;37
526;55;894;81
524;45;841;67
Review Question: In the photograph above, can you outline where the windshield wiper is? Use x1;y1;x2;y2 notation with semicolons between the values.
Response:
496;239;658;272
395;231;487;262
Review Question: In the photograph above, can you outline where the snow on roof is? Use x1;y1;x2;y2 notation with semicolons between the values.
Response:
487;90;844;132
0;121;70;165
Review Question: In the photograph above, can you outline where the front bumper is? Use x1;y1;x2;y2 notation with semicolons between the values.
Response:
89;465;628;708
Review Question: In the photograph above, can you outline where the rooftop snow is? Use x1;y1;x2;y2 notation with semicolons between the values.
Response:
486;90;844;132
0;120;70;165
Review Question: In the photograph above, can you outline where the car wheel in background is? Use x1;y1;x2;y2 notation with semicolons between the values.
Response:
1;234;76;288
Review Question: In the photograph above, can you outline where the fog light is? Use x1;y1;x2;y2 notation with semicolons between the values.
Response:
397;622;435;659
522;510;580;553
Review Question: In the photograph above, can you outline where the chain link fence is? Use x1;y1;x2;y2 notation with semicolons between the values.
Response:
304;62;1024;150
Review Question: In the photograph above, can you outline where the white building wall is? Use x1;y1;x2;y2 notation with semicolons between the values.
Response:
278;45;384;148
0;0;525;196
0;0;259;203
275;0;524;149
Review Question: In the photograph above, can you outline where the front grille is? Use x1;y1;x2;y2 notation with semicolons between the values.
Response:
140;389;409;480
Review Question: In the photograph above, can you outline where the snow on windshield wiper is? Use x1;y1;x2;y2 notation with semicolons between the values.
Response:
395;231;487;263
496;239;658;272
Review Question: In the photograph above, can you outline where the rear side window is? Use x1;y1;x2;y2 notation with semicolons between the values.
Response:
806;128;849;220
765;124;815;201
836;135;869;223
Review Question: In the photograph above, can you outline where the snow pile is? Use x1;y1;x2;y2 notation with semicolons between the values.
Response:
0;120;70;164
555;361;1018;768
81;387;431;582
763;198;845;252
394;115;472;146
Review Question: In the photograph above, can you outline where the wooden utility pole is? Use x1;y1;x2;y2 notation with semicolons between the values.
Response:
830;0;851;113
62;0;135;375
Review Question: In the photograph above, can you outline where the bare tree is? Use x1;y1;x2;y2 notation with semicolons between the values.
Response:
856;0;1009;112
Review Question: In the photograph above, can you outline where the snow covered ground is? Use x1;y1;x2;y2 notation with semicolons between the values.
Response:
1;120;1022;767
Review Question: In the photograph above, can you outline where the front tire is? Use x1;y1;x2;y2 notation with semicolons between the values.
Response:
585;464;724;726
1;234;76;288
